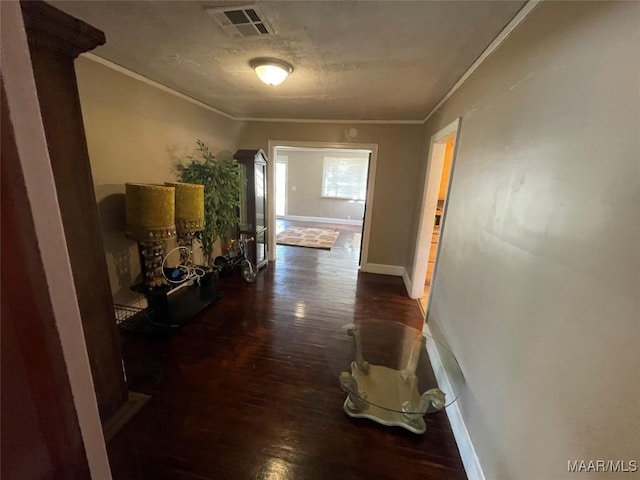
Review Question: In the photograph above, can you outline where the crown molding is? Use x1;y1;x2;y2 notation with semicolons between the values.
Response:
275;145;371;154
423;0;542;123
80;53;236;120
82;1;541;128
80;53;423;124
236;116;423;125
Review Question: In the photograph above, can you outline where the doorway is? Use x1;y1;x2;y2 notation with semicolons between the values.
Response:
275;156;287;217
267;141;378;269
408;119;461;315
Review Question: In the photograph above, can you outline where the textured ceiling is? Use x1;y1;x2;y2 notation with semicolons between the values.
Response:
52;1;527;121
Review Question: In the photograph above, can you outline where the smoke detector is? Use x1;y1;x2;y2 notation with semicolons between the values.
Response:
206;5;273;38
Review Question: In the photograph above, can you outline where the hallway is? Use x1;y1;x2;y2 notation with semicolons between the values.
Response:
108;232;466;479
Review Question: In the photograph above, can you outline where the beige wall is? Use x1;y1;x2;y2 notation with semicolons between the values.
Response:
75;57;242;303
283;149;366;221
411;2;639;478
76;56;423;295
237;122;424;266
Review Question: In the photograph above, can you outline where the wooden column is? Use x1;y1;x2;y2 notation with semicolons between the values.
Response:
20;0;127;423
1;79;92;480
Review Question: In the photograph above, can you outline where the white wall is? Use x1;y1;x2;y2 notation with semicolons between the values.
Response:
414;2;639;478
283;149;366;222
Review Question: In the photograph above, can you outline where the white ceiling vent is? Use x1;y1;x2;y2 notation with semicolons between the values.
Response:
206;5;273;38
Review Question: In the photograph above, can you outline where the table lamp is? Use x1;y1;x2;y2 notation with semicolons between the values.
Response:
165;182;205;265
125;183;176;289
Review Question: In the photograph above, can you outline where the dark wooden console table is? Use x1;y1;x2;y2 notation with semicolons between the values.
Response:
124;277;222;337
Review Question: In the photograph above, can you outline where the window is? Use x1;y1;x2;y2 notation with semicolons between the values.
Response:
321;156;369;200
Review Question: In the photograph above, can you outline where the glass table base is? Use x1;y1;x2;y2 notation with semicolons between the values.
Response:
340;362;445;434
328;320;462;435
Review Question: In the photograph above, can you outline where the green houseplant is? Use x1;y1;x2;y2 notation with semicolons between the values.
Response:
176;140;243;267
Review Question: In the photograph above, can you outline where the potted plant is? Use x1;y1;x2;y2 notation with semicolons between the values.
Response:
176;140;243;268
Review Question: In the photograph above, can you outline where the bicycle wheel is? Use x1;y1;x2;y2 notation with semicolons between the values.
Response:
213;256;230;277
240;259;257;283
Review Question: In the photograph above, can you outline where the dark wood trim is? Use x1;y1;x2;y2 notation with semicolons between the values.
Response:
20;0;128;422
1;80;91;480
20;0;105;58
235;148;269;269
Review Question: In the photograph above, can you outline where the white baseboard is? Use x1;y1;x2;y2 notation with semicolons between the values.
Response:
423;324;486;480
402;269;413;297
359;263;405;276
284;215;363;226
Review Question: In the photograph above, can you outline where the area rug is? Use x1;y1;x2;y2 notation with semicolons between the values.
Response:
276;226;339;250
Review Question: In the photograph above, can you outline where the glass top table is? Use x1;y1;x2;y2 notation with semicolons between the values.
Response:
326;320;463;434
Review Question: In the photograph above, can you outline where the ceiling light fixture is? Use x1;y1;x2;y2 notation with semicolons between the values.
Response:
250;58;293;86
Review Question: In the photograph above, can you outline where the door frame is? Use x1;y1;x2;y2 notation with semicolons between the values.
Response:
267;140;378;266
274;155;288;217
408;118;461;299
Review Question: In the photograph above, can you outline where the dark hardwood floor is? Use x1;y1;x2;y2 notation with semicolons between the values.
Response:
108;221;467;479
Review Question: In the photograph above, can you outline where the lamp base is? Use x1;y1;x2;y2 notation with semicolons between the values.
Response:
139;241;168;289
176;232;197;265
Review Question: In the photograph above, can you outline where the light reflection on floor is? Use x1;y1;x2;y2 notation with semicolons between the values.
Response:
258;457;296;480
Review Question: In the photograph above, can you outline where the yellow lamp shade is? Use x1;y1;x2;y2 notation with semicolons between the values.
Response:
125;183;176;241
165;182;205;233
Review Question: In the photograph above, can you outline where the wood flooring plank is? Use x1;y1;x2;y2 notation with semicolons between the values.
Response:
108;221;466;479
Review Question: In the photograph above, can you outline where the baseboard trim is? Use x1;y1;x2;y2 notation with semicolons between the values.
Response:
360;263;405;276
423;324;485;480
283;215;363;226
103;391;151;443
402;269;413;297
445;397;485;480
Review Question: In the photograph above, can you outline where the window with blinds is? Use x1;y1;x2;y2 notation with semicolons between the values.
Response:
321;156;368;200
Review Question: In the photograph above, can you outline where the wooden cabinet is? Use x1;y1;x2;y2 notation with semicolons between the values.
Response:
21;0;127;423
235;149;268;270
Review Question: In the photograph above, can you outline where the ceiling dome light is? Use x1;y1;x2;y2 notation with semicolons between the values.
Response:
250;58;293;86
